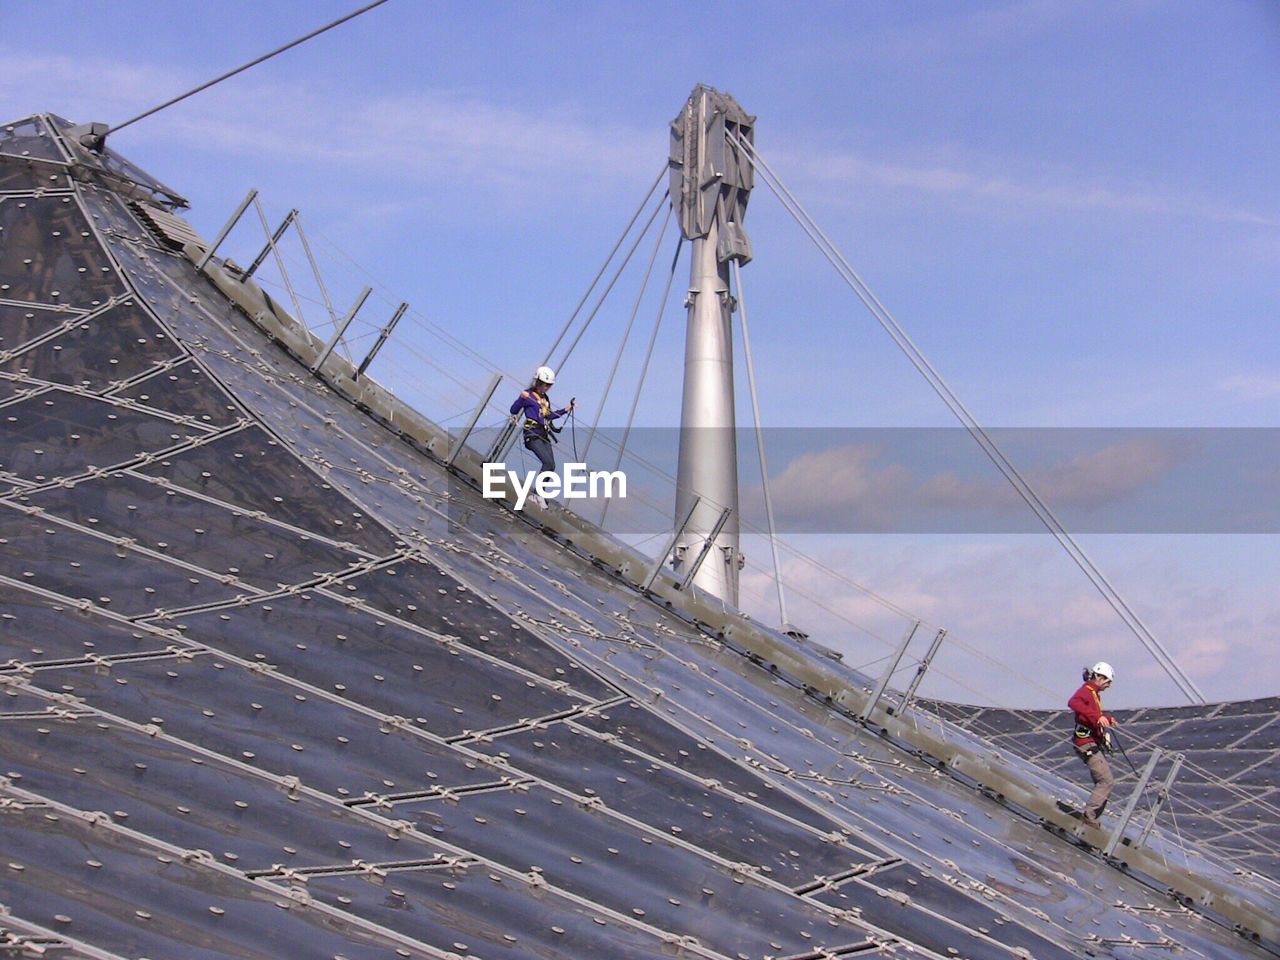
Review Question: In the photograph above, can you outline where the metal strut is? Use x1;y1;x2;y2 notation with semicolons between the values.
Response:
357;302;409;377
195;188;257;272
862;620;920;722
677;507;734;593
644;496;700;593
243;208;298;279
311;286;371;373
447;375;502;468
897;628;947;715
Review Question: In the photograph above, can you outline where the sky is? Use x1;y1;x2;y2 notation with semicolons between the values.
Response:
2;0;1276;709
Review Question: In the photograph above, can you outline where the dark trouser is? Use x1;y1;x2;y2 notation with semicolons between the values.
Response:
1075;744;1115;821
524;435;555;486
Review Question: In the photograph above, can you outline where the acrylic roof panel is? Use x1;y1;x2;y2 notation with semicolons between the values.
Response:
1;114;1276;960
930;696;1280;878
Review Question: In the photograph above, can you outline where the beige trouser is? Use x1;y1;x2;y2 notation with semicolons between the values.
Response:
1076;745;1115;820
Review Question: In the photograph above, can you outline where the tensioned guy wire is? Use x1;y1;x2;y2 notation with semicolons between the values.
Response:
583;204;673;464
108;0;393;138
542;167;668;368
727;130;1205;706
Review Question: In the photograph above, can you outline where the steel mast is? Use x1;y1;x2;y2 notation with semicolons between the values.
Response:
668;85;755;604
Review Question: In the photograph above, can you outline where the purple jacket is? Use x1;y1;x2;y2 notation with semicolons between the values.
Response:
510;390;567;440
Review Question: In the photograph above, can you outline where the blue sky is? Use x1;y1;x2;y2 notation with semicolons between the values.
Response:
2;0;1277;708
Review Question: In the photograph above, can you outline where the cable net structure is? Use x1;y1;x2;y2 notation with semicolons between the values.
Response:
0;112;1276;959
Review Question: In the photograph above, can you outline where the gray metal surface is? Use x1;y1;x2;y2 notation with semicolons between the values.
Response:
1;111;1276;960
670;86;755;603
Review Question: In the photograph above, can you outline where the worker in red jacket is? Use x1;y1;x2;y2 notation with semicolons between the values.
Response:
1068;661;1117;828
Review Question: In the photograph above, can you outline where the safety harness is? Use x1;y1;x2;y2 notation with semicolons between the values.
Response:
523;392;560;442
1074;682;1113;756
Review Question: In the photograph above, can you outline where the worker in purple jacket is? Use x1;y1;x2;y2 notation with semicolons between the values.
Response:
509;366;574;495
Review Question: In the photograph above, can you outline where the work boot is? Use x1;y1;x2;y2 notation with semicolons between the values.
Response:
1082;812;1102;829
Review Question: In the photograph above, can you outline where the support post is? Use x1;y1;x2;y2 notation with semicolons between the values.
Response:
669;85;754;604
1135;752;1185;851
447;375;502;468
311;286;371;373
897;628;947;716
294;215;338;324
677;507;733;592
1103;747;1163;858
244;208;298;279
357;302;409;377
861;620;920;723
645;496;701;593
196;188;258;271
487;417;520;465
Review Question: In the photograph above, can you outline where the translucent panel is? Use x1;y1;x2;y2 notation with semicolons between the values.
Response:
112;362;244;427
0;299;184;388
812;867;1079;960
474;722;871;885
0;116;66;162
27;654;502;797
304;866;672;960
0;507;242;617
0;688;52;715
93;145;187;208
395;784;860;959
1211;696;1280;719
0;803;408;960
28;471;368;590
138;426;401;556
575;698;839;830
0;302;81;353
0;155;69;193
0;716;438;870
44;114;185;207
0;129;1274;960
338;558;618;699
169;593;590;738
0;388;207;489
93;224;212;331
0;581;178;663
0;195;123;308
1235;723;1280;750
942;699;1280;879
80;182;157;246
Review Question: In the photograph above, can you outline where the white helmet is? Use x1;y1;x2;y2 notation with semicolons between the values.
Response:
535;365;556;385
1090;661;1115;681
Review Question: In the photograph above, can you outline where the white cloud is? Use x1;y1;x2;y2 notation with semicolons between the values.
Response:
768;444;912;531
0;54;660;201
775;143;1279;227
1219;374;1280;403
7;51;1273;232
756;435;1189;532
736;534;1280;709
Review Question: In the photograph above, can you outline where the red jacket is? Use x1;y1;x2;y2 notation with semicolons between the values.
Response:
1068;680;1113;747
